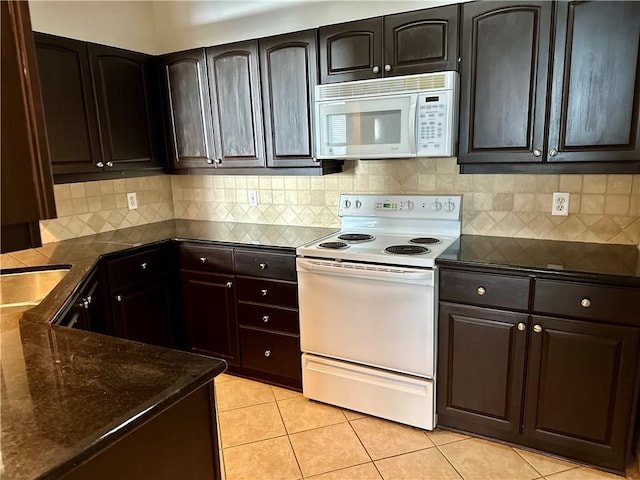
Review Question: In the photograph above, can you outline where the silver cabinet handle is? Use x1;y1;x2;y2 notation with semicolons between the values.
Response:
141;262;148;270
533;324;542;333
206;158;214;164
214;158;222;164
259;263;267;270
384;64;391;72
549;149;557;157
312;157;320;163
79;299;89;309
96;162;104;168
264;350;271;357
226;282;233;288
372;66;380;74
581;298;591;308
261;289;268;296
86;295;92;305
116;295;122;302
517;322;526;331
533;149;542;157
106;161;113;167
199;257;207;264
477;286;486;296
262;315;270;323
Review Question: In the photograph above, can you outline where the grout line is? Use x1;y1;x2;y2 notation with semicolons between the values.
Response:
272;391;305;479
512;447;546;478
435;443;468;480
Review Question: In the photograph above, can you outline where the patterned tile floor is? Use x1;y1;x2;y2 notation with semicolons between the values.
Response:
214;374;639;480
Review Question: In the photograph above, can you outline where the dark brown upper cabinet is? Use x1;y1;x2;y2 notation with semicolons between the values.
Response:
319;5;459;83
1;2;56;253
88;44;162;171
206;40;266;168
458;1;640;174
259;30;318;167
34;33;165;183
160;49;216;169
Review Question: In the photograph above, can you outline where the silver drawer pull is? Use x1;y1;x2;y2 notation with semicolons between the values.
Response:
517;323;526;331
264;350;271;357
141;262;148;270
226;282;233;288
477;286;486;296
261;289;268;296
580;298;591;308
262;315;270;323
96;161;104;168
199;257;207;264
259;263;267;270
116;295;122;302
533;324;542;333
106;161;113;167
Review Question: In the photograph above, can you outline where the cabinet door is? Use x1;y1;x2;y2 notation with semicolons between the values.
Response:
547;1;640;164
160;49;216;169
112;277;175;348
437;303;528;436
1;5;56;253
384;5;459;77
524;316;640;472
458;1;552;164
319;17;383;83
207;41;265;168
181;271;239;366
260;30;318;167
89;44;162;171
34;33;103;176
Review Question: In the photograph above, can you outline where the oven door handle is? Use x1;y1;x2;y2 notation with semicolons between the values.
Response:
296;258;434;285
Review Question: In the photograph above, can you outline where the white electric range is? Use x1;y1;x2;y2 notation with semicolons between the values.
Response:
296;194;462;430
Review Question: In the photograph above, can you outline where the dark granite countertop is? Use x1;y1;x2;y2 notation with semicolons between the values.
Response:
1;220;337;480
437;235;640;285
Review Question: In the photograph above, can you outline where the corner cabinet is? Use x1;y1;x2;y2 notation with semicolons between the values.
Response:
1;1;56;253
34;33;166;183
458;1;640;173
318;5;459;83
437;266;640;473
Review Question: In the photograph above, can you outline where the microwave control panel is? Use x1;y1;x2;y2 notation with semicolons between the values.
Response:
416;91;456;157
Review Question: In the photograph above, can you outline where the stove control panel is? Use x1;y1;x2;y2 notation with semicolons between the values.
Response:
339;194;462;220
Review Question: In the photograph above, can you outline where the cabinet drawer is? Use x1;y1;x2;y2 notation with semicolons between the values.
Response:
107;247;169;288
234;250;296;281
179;243;234;273
236;277;298;309
533;280;640;326
238;303;299;334
240;327;301;379
439;269;530;311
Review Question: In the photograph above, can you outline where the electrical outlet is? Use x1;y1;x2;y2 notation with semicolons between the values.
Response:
127;192;138;210
248;190;258;207
551;192;569;216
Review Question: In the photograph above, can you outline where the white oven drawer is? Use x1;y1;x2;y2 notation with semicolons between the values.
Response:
302;353;435;430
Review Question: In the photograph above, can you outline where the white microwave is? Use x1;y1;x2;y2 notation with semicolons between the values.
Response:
315;71;458;160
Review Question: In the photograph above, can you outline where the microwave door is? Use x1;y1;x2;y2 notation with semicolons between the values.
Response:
317;95;416;159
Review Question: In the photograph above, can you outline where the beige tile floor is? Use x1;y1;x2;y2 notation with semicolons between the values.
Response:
214;374;639;480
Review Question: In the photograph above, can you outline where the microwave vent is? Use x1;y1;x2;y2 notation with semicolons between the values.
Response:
317;72;454;101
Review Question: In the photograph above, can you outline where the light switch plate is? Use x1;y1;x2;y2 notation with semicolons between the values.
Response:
127;192;138;210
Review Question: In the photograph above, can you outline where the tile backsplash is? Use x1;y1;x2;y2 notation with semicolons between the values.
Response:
40;158;640;246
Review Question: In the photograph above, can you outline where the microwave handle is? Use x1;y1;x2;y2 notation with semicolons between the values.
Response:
408;99;417;155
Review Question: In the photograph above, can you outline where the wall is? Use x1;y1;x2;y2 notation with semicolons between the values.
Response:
171;160;640;245
39;176;174;243
28;1;157;54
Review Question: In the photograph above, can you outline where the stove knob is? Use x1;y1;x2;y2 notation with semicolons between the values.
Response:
431;200;442;212
344;199;352;208
355;200;362;209
402;201;414;211
443;200;456;213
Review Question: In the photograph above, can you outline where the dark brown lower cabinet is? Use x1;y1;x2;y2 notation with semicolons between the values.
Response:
56;267;111;333
180;270;239;366
111;276;175;348
63;383;221;480
437;266;640;473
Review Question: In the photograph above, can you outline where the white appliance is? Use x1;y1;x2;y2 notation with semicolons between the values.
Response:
315;72;458;160
296;194;462;430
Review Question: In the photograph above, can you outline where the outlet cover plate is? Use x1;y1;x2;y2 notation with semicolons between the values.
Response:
248;190;258;207
552;192;569;216
127;192;138;210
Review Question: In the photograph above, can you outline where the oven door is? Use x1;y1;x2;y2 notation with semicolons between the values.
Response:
296;258;435;377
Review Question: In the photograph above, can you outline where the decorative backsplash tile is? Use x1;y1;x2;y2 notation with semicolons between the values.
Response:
38;158;640;246
39;176;174;243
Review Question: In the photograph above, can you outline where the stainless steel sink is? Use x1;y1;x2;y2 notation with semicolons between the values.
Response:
0;268;70;308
